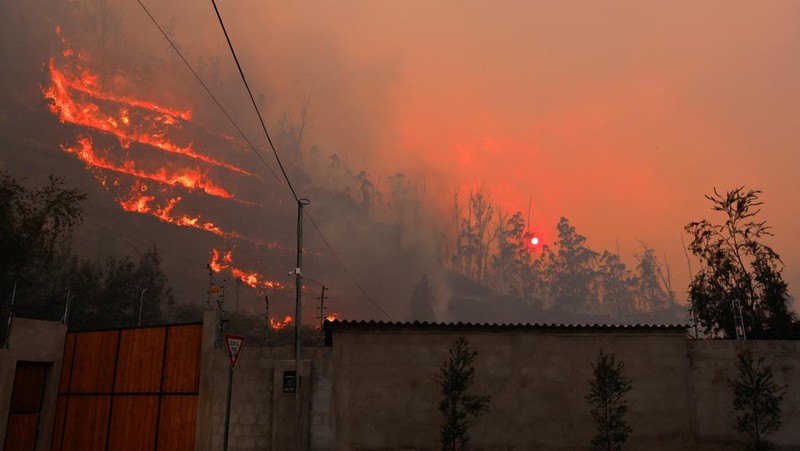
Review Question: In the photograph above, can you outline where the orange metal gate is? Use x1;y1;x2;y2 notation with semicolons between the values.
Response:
51;324;202;451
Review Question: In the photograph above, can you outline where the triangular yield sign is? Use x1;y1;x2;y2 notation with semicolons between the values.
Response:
225;334;245;368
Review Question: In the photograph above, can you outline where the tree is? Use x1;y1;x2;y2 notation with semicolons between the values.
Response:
493;211;534;301
408;273;435;321
686;188;796;338
597;252;635;320
0;172;86;310
548;217;599;312
65;247;173;330
633;244;675;312
437;337;490;451
730;349;786;451
586;350;633;451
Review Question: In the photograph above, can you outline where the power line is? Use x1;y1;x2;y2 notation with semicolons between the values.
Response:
136;0;393;321
305;211;393;320
135;0;287;192
209;0;299;202
207;0;393;320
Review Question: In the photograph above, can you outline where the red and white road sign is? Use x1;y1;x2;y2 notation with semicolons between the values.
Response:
225;334;245;368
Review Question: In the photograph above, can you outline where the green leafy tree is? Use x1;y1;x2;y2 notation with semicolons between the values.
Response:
686;188;796;338
586;350;633;451
730;349;786;451
437;337;490;451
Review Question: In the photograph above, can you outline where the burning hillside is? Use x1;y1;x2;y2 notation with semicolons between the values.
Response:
40;26;296;322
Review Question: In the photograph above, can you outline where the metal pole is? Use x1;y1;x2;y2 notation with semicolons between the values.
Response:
318;285;327;342
264;295;270;347
206;264;213;310
223;366;233;451
4;281;16;349
235;279;241;313
61;290;74;325
138;287;147;327
295;198;310;450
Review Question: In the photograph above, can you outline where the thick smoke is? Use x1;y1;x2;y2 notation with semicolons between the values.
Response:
2;0;798;326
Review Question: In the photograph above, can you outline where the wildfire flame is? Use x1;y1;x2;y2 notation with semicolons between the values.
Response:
270;316;293;330
209;248;286;290
62;136;235;199
43;57;250;175
325;313;340;322
44;27;293;300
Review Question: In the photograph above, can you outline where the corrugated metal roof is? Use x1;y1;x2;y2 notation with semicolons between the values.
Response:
324;319;688;332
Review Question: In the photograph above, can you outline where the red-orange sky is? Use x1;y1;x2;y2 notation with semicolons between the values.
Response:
125;1;800;303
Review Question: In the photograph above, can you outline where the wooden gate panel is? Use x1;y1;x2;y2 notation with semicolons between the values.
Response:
61;396;110;451
4;414;39;451
70;331;118;393
53;324;202;451
9;363;48;412
5;362;49;451
156;396;198;451
50;396;67;451
58;334;76;393
107;395;159;451
162;326;201;393
115;328;165;393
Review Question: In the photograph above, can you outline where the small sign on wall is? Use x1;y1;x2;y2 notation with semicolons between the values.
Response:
283;371;297;393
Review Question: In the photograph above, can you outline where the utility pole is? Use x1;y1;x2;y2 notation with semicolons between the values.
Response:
263;295;270;347
294;198;310;450
317;285;328;344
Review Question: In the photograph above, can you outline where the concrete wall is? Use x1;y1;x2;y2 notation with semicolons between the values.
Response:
0;317;67;450
689;340;800;450
330;327;694;451
192;313;800;451
195;311;333;451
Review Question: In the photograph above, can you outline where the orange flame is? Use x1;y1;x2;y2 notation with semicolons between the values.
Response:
43;58;250;175
209;248;286;290
270;316;293;330
44;29;291;253
62;136;235;199
209;249;233;273
325;313;341;322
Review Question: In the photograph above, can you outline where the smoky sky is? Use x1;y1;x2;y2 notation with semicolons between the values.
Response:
148;1;800;301
3;0;799;314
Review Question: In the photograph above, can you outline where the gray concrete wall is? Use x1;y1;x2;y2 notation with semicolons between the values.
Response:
195;311;333;451
331;328;694;451
192;313;800;451
689;340;800;450
0;317;67;450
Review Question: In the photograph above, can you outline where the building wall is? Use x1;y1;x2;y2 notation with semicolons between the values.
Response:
689;340;800;450
195;311;333;451
0;317;67;450
330;328;694;451
193;313;800;450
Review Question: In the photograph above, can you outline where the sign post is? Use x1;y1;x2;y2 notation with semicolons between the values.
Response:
223;334;245;451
